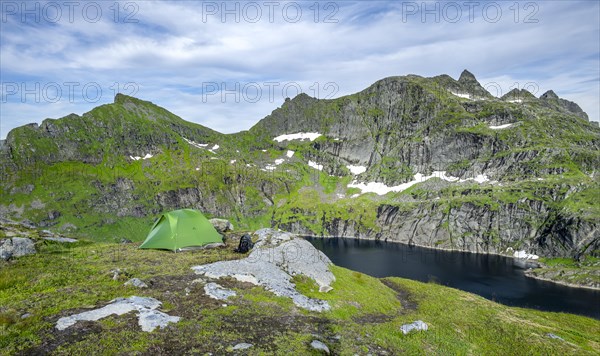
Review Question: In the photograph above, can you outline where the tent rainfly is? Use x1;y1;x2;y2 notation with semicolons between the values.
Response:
139;209;223;251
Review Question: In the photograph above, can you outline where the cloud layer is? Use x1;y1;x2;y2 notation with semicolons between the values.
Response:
1;0;598;138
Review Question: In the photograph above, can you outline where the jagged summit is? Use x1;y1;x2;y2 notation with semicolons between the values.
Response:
445;69;492;99
458;69;478;84
540;90;559;100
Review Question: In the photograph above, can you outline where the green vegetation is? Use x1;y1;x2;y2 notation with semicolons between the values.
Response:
1;236;598;354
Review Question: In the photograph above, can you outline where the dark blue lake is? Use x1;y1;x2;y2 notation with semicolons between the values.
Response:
305;237;600;320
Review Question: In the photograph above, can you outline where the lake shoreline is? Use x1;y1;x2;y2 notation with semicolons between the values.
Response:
302;235;598;291
523;269;600;291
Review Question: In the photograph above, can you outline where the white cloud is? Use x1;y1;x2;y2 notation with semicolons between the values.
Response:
1;0;598;139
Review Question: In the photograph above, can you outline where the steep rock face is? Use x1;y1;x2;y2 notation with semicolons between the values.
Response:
276;200;599;258
252;72;599;187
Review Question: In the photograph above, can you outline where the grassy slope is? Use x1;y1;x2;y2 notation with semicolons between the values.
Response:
0;232;598;355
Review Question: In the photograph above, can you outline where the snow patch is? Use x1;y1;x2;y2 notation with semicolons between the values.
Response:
274;132;322;142
489;123;513;130
349;171;492;196
507;99;523;103
347;165;367;175
183;137;209;149
130;154;153;161
274;158;285;165
230;160;236;164
308;161;323;171
450;91;471;99
286;150;295;158
514;250;539;260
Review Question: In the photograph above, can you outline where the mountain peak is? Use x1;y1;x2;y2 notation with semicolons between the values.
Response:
114;93;156;107
454;70;491;98
539;90;588;121
540;90;559;100
458;69;477;84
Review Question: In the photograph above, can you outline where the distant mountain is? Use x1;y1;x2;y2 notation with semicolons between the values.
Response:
1;71;599;259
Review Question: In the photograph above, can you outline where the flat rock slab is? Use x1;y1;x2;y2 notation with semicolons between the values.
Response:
56;296;180;332
204;282;237;300
192;229;333;312
401;320;428;334
232;342;253;350
42;237;78;243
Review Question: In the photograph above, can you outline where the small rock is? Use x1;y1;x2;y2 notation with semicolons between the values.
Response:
209;218;234;234
125;278;148;288
120;238;133;244
21;313;32;319
310;340;330;354
319;285;333;293
400;320;428;334
110;268;121;280
204;282;236;300
232;343;253;350
546;333;564;341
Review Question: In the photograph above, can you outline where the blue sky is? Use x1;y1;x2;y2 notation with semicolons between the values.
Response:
1;0;599;139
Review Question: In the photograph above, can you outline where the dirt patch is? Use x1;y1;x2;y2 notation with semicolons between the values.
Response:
381;279;418;313
24;320;104;354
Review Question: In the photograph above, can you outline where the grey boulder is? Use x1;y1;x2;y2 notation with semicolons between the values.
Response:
124;278;148;288
0;237;36;260
209;218;234;234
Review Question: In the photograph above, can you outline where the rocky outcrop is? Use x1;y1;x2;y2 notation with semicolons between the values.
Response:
192;229;334;311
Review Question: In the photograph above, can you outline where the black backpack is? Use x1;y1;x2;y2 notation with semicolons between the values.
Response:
234;234;254;253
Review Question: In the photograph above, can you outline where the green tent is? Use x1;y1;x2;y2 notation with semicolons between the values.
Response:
139;209;222;251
